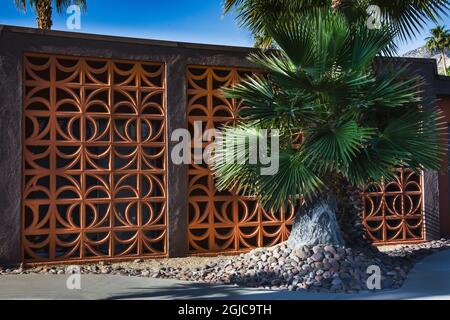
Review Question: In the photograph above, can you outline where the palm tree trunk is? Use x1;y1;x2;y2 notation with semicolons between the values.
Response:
35;0;53;30
287;175;372;249
330;176;370;247
331;0;342;11
442;50;448;75
288;191;344;250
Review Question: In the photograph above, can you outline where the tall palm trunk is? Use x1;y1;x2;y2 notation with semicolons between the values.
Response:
331;0;342;10
288;174;371;249
329;176;369;247
36;0;53;30
442;50;448;75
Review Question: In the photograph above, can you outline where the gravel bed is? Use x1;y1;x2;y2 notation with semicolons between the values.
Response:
1;239;450;293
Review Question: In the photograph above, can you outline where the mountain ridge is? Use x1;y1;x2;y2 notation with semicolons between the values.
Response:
403;46;450;72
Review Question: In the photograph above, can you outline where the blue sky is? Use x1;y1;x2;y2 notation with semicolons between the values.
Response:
0;0;449;54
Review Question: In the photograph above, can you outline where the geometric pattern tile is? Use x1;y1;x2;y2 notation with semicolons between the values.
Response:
361;168;424;244
22;53;167;263
187;66;295;254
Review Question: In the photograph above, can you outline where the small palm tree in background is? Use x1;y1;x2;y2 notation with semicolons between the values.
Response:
212;8;445;247
426;25;450;75
14;0;87;30
224;0;450;48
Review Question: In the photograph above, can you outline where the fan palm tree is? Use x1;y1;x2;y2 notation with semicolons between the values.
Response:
14;0;87;30
212;8;445;246
224;0;450;48
426;25;450;75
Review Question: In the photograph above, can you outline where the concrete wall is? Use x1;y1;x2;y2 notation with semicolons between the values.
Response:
0;25;448;265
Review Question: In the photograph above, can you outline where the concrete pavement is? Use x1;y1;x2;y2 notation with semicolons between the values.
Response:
1;249;450;300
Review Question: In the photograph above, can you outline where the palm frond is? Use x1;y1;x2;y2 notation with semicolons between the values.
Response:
366;68;422;109
223;74;322;129
14;0;87;14
212;124;324;209
223;0;450;46
377;108;446;170
372;0;450;41
303;121;375;172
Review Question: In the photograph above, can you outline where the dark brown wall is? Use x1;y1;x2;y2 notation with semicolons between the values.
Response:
438;96;450;236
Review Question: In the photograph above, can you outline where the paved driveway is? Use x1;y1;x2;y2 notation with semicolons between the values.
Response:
1;249;450;300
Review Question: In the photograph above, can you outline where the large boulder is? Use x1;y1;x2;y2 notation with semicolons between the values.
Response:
287;192;344;249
